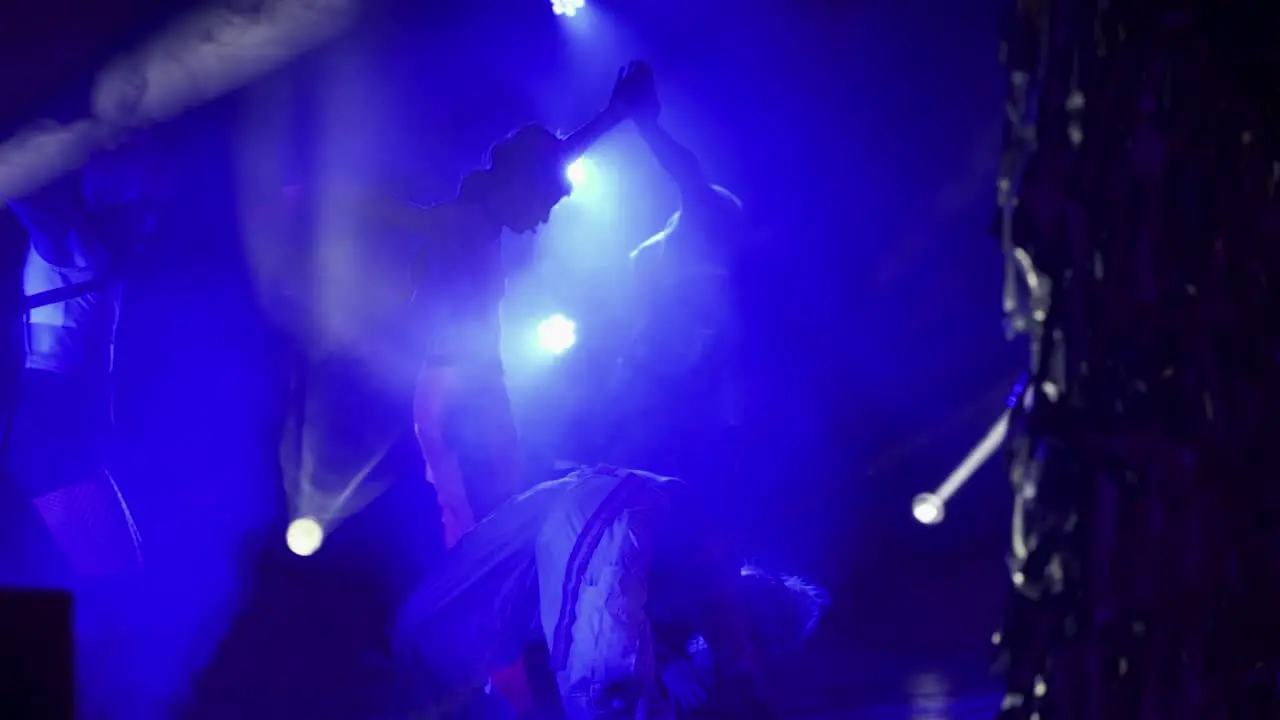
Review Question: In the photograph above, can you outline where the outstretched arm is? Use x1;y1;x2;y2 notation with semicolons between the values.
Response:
635;119;709;200
560;103;629;161
610;61;712;201
354;191;441;238
560;61;658;159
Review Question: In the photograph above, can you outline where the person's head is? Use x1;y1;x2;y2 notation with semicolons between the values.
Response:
474;124;571;233
652;488;827;665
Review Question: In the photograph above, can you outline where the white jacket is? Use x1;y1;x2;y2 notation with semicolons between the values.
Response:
393;465;684;715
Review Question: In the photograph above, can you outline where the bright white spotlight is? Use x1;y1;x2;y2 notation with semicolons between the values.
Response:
565;157;588;188
536;314;577;355
286;516;325;556
551;0;586;16
911;492;946;526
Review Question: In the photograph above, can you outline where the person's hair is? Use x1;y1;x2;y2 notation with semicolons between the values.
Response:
738;563;829;648
486;124;563;176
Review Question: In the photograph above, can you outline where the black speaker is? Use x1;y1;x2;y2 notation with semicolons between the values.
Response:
0;588;73;719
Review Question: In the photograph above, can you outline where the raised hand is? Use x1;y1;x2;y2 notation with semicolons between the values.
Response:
562;62;659;158
606;60;661;124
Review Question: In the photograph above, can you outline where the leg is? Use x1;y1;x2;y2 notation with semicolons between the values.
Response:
413;364;476;548
7;369;141;578
414;363;525;547
30;472;142;578
447;367;524;521
5;369;144;715
522;638;568;718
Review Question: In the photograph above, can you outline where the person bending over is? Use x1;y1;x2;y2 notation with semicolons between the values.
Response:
393;463;827;718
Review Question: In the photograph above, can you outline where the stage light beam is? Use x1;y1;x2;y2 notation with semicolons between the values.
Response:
286;516;325;556
551;0;586;17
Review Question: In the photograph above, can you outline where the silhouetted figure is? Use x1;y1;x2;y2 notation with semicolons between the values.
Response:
5;169;140;579
618;63;751;486
2;130;163;716
376;63;659;550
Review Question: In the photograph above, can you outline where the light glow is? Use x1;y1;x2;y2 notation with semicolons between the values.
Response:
911;493;945;525
286;516;325;556
565;157;588;188
536;314;577;355
551;0;586;16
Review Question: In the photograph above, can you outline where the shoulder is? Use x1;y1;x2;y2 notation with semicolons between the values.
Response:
407;202;471;263
400;199;452;235
683;184;744;224
431;200;471;228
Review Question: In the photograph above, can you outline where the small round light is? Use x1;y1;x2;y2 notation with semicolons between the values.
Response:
911;492;946;525
286;516;325;556
536;313;577;355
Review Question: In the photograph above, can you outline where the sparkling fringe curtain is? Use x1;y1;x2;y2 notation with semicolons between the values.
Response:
992;1;1280;718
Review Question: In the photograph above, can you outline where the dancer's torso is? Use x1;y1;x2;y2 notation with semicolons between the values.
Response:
624;222;745;465
630;230;736;380
22;238;120;377
409;202;506;369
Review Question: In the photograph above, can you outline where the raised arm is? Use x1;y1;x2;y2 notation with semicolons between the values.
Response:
560;61;656;160
619;62;722;208
559;99;628;161
636;119;708;199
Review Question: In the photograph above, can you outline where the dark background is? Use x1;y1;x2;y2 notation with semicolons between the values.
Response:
1;0;1020;715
